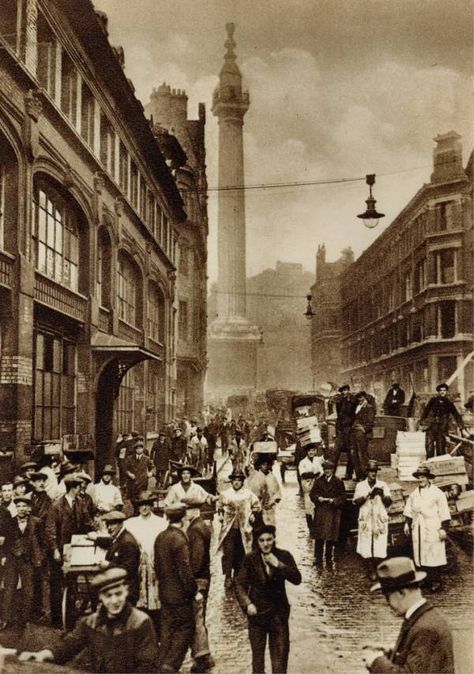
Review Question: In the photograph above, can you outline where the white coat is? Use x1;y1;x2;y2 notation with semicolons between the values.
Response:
403;483;451;568
216;486;261;553
353;478;391;559
298;456;324;516
163;480;212;522
247;470;282;526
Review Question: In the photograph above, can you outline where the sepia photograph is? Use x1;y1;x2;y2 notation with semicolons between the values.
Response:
0;0;472;672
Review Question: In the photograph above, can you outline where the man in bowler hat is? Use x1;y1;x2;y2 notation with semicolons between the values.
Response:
362;557;454;673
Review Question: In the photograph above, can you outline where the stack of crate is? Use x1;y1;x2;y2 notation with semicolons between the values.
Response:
296;415;321;448
396;431;426;481
424;454;468;489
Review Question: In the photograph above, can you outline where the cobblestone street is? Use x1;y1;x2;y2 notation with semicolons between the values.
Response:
204;464;474;674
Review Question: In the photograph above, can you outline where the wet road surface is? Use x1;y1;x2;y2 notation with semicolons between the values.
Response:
204;465;474;674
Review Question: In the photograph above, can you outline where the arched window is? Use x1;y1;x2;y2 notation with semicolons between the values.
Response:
32;179;83;292
97;227;112;307
0;131;18;253
148;282;165;343
117;251;141;326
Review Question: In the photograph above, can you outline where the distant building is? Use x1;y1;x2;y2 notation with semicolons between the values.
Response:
339;132;473;403
0;2;186;472
310;246;354;390
147;84;208;418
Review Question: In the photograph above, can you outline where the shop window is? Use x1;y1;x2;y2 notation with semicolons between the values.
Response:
178;300;188;341
33;330;76;441
119;142;128;195
100;113;115;177
439;301;456;339
60;51;77;125
148;283;165;343
80;84;95;147
117;252;141;326
436;249;456;284
32;183;80;291
0;0;18;51
115;368;135;435
37;13;56;98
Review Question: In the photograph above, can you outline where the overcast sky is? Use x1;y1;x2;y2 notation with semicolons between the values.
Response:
95;0;473;282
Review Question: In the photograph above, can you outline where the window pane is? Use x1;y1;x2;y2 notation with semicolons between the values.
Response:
51;408;60;439
38;243;46;273
43;372;51;403
46;248;54;276
47;215;55;247
52;339;61;372
43;409;52;439
36;333;44;370
38;207;47;241
55;218;63;251
52;373;61;403
54;253;62;282
34;408;44;440
35;374;43;405
39;190;46;209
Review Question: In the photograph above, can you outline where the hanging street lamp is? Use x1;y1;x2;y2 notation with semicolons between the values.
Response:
357;174;385;229
304;293;315;319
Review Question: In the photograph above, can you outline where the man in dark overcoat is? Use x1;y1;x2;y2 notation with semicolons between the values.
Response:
30;470;52;623
382;383;405;417
171;427;187;462
235;524;302;674
310;460;346;566
420;383;465;457
102;510;140;605
350;391;376;480
333;384;357;477
123;439;153;503
154;504;197;673
362;557;454;673
151;430;171;487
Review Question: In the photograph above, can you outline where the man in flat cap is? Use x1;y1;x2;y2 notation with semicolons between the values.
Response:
235;524;301;674
420;383;465;458
19;567;159;672
0;493;42;630
309;460;346;567
155;504;198;673
362;557;453;673
101;511;140;605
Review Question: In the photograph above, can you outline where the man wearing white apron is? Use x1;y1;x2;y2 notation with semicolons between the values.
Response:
403;465;451;592
353;460;392;579
298;444;324;534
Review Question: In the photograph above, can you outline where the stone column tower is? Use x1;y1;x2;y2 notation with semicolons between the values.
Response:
207;24;260;398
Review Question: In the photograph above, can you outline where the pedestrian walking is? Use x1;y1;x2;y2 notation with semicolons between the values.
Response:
332;384;356;476
171;427;187;462
309;460;346;567
217;469;261;589
102;510;140;605
362;557;454;673
154;504;198;673
382;383;405;417
350;391;376;480
230;428;248;472
151;430;171;487
420;383;465;458
247;455;282;527
403;465;451;592
19;567;159;672
187;509;215;673
353;460;392;579
235;524;302;674
123;439;154;504
189;428;208;474
0;493;42;630
298;443;324;533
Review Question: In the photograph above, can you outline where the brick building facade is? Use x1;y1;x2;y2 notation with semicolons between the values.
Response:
339;132;473;404
0;1;189;472
146;84;208;419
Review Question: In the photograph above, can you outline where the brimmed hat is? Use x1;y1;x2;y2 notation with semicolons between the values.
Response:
322;459;335;470
367;460;379;472
254;524;276;538
76;471;92;483
338;384;350;393
134;490;156;505
91;567;128;593
102;510;126;523
30;470;48;481
165;504;187;522
14;493;32;505
13;475;26;487
228;469;246;481
413;465;435;480
176;463;200;477
102;464;116;475
436;383;449;392
63;473;83;487
370;557;426;593
20;461;38;472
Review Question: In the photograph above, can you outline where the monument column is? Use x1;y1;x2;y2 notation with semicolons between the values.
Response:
207;24;260;398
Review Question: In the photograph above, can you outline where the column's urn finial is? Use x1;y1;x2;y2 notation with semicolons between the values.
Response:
224;22;236;61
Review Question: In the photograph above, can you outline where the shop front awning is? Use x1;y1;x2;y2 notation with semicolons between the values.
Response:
91;332;162;362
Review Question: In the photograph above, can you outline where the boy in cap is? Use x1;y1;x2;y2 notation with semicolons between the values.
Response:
0;493;42;630
420;383;465;458
19;567;159;672
362;557;453;673
235;524;301;674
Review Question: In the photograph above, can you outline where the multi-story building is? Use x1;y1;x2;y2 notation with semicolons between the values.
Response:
339;132;473;403
310;246;354;390
0;1;186;472
146;84;208;418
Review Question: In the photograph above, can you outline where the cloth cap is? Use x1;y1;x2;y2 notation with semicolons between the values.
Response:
63;473;83;487
13;475;26;486
134;490;156;505
76;471;92;483
176;463;200;477
20;461;37;471
391;383;400;388
91;567;128;593
370;557;426;593
412;465;435;480
102;464;116;475
254;524;276;538
436;383;449;392
14;493;32;505
322;459;335;469
165;504;187;522
338;384;350;393
102;510;126;523
228;469;246;481
367;460;379;472
29;470;48;481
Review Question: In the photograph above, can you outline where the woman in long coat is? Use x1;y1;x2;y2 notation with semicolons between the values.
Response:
309;460;346;565
403;465;451;591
